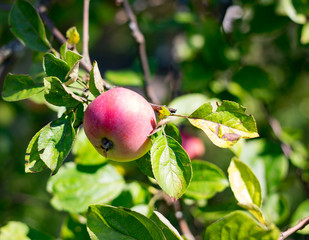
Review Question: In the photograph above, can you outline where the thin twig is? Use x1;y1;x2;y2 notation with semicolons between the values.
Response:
119;0;159;104
278;216;309;240
163;194;195;240
150;103;177;114
263;104;292;158
263;104;309;197
173;199;195;240
37;4;93;73
83;0;91;67
38;5;67;46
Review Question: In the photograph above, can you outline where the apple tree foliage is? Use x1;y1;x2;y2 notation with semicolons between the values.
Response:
0;0;309;239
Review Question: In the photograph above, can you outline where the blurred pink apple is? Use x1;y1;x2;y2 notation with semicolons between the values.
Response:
181;131;205;159
83;87;156;162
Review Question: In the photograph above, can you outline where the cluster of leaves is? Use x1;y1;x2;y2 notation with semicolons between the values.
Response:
1;0;309;239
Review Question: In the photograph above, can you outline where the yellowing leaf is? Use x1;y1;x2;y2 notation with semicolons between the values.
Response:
158;106;171;119
188;101;259;148
228;158;266;226
66;27;80;45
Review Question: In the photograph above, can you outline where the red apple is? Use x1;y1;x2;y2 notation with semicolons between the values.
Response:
83;87;156;162
181;131;205;159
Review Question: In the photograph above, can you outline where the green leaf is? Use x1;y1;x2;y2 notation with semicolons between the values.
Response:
61;214;89;240
165;123;182;144
264;194;289;225
64;50;83;69
189;101;259;148
228;158;265;225
72;128;107;165
185;160;229;200
60;42;68;60
228;158;262;206
38;113;75;174
87;205;166;240
2;74;44;102
47;162;124;213
149;211;183;240
44;76;85;107
135;152;154;179
0;221;54;240
89;61;104;97
277;0;306;24
9;0;50;52
151;129;192;199
43;53;70;82
301;22;309;45
25;125;48;173
290;199;309;234
204;211;280;240
105;70;143;86
112;182;150;209
232;66;275;101
63;50;83;84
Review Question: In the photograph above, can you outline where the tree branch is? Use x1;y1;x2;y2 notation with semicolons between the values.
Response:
38;3;93;73
278;216;309;240
163;194;195;240
38;5;67;45
83;0;91;67
118;0;159;104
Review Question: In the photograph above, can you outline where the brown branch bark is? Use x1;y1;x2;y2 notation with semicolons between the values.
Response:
82;0;91;67
163;194;195;240
118;0;159;104
263;104;292;158
278;216;309;240
38;5;67;45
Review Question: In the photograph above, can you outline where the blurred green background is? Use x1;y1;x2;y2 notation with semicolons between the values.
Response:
0;0;309;238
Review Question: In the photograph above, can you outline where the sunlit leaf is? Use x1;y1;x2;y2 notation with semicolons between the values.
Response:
277;0;306;24
89;61;104;97
0;221;53;240
105;70;143;86
150;211;183;240
47;163;124;213
301;22;309;45
188;101;259;148
204;211;280;240
38;113;75;174
65;50;83;68
228;158;266;225
87;205;166;240
25;125;48;173
151;128;192;199
9;0;50;52
185;160;229;200
2;74;44;102
66;26;80;45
